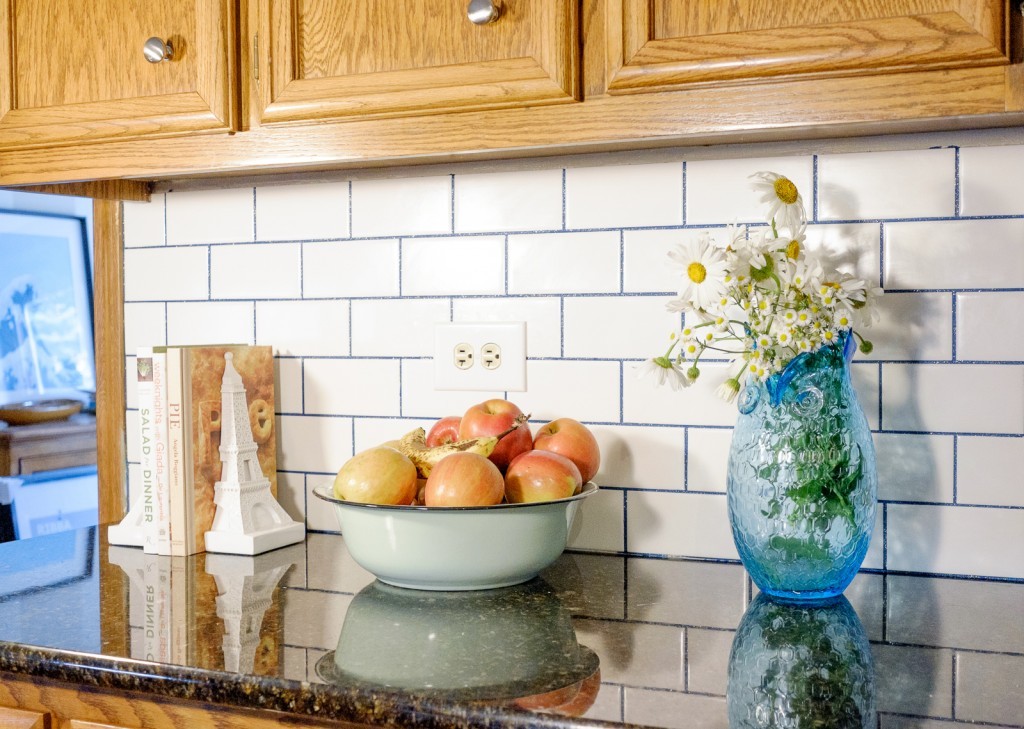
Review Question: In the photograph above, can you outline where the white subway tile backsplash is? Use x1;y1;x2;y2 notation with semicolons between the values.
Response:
123;302;166;353
863;509;885;570
303;359;400;417
686;156;813;225
124;247;208;301
125;359;138;410
624;362;737;427
565;162;683;229
123;196;165;247
278;414;352;474
803;222;881;286
454;168;563;233
885;218;1024;290
888;504;1024;579
256;182;349;241
166;188;254;245
956;436;1024;507
563;296;679;359
623;227;704;293
305;475;338;532
686;428;732;493
125;409;139;462
399;359;502;418
303;239;400;298
869;292;953;361
276;471;305;523
508;231;620;294
452;297;561;358
956;292;1024;361
567;489;624;552
256;300;349;357
959;144;1024;216
819;148;956;220
351;176;451;237
353;418;433;453
882;363;1024;434
875;433;955;503
401;235;504;296
591;424;684;489
516;360;620;423
122;139;1024;580
210;243;301;299
626;491;737;560
166;302;254;345
276;357;303;414
350;298;449;357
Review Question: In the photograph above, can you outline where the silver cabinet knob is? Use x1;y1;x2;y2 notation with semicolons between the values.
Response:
143;37;174;63
467;0;501;25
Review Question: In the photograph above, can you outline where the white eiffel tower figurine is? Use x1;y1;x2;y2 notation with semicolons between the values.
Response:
204;352;304;555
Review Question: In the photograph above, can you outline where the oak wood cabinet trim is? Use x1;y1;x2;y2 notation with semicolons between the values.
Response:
12;181;152;202
0;704;47;729
0;0;238;151
597;1;1009;96
0;673;361;729
251;0;579;126
1;63;1019;187
93;200;127;526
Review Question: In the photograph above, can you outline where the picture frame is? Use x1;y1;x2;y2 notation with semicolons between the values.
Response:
0;211;94;407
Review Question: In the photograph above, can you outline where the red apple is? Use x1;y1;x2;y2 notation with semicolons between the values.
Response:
459;398;533;472
504;450;581;504
424;452;505;507
334;447;418;505
533;418;601;484
426;415;462;447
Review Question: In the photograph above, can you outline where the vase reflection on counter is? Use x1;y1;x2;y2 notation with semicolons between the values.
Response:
727;593;876;728
316;578;600;717
727;331;877;603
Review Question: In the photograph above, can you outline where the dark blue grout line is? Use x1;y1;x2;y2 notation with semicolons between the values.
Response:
681;628;689;692
951;652;959;720
503;234;509;295
559;298;565;358
812;155;819;222
877;362;883;432
881;503;888;572
561;168;567;230
120;211;1024;251
952;435;959;505
878;222;885;290
680;161;687;227
951;292;959;362
449;174;456;234
954;146;962;219
682;427;689;491
881;563;889;641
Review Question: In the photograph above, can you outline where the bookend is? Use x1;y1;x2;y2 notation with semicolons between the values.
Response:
204;353;305;555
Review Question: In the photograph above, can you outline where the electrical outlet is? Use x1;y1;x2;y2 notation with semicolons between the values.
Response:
480;343;501;370
434;322;526;391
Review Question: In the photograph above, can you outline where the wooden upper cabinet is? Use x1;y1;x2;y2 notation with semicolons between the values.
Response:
589;0;1010;96
248;0;580;126
0;0;237;150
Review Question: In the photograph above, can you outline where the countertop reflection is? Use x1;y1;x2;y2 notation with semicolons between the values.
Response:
0;527;1022;728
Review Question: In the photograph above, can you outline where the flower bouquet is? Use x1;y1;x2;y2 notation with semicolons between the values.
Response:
647;172;882;603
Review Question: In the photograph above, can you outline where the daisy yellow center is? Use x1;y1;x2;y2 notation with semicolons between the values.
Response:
774;177;799;204
687;262;707;284
786;239;801;259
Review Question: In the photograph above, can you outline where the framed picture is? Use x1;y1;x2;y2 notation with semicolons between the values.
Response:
0;211;94;406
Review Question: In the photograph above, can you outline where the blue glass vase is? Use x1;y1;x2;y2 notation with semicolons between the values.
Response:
727;593;876;727
727;332;877;603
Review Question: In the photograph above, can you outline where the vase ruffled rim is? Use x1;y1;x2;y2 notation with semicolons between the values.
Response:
738;330;855;413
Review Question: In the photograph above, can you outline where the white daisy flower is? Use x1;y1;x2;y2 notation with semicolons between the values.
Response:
821;329;840;346
775;329;794;347
756;333;772;349
750;171;806;232
716;377;741;404
667;235;728;311
637;357;692;391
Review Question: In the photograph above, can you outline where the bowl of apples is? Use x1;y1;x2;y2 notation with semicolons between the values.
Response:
313;399;600;591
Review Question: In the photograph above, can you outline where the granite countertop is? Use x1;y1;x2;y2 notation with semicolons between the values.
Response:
0;526;1022;729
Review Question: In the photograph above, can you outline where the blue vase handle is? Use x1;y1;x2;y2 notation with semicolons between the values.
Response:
737;384;761;415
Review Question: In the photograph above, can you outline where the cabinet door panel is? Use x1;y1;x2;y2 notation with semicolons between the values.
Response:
251;0;579;125
0;0;236;150
593;0;1009;95
0;704;48;729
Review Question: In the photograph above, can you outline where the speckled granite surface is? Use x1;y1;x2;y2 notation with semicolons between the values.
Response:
0;526;1022;728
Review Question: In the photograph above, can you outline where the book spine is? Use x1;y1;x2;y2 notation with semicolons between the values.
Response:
152;349;172;556
166;347;187;557
136;347;157;553
180;349;198;555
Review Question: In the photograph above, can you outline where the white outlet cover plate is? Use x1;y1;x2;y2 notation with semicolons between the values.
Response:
434;322;527;392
